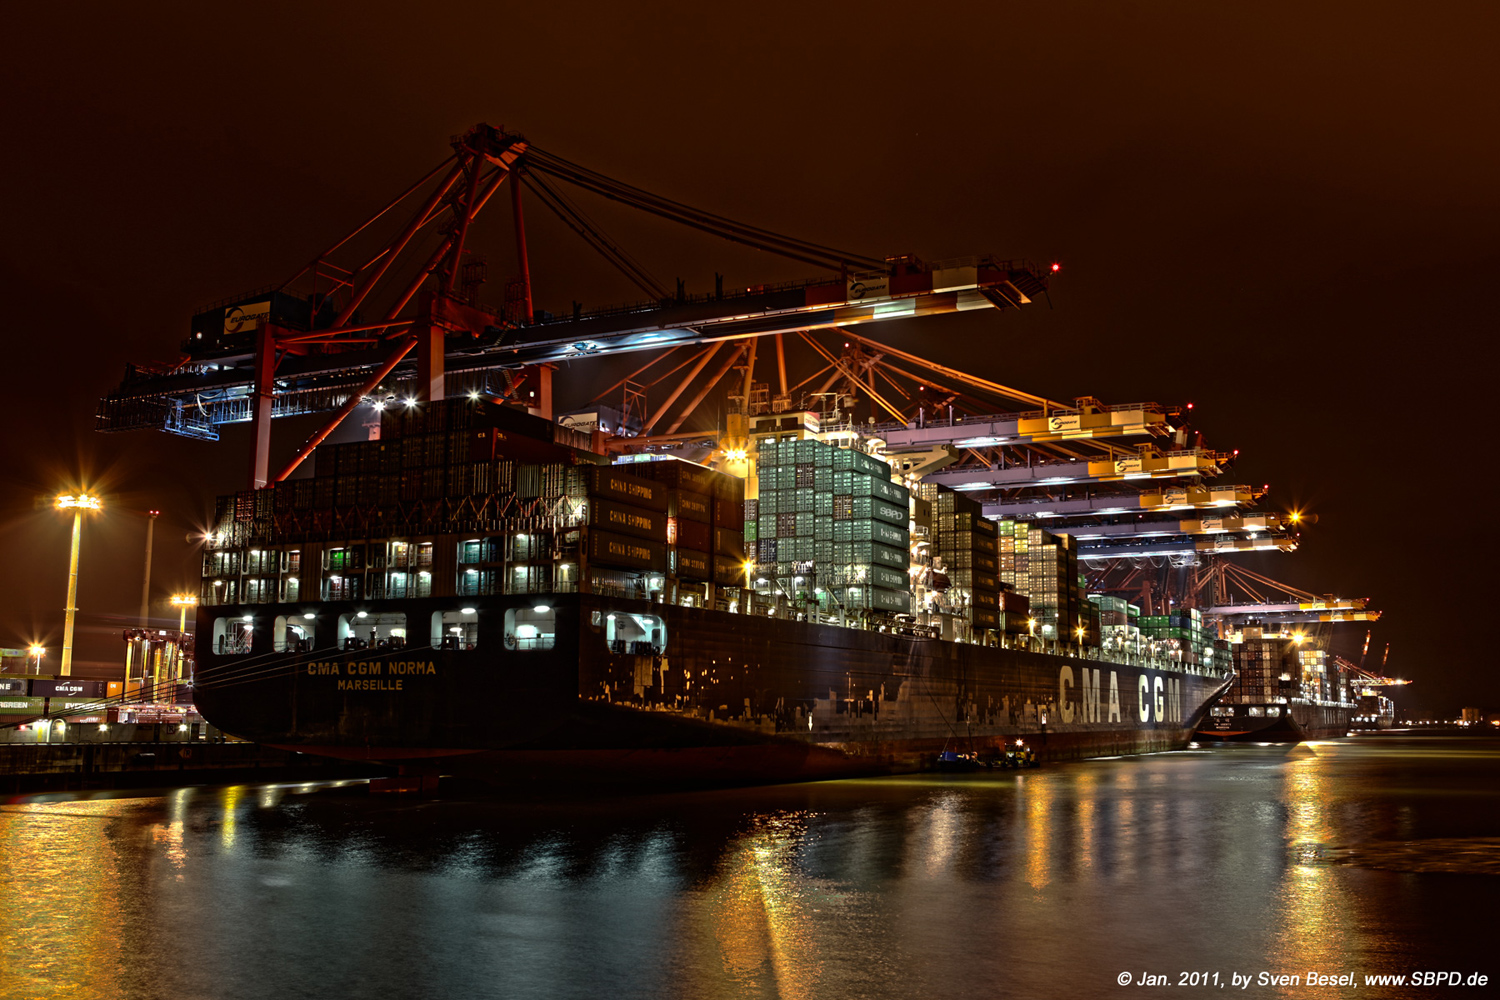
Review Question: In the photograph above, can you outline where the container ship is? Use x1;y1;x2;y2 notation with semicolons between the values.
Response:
1194;626;1355;742
191;397;1235;785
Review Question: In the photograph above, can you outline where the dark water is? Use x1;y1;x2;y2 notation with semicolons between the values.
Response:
2;735;1497;1000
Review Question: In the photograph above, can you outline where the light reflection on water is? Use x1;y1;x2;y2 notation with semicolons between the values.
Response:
0;737;1496;1000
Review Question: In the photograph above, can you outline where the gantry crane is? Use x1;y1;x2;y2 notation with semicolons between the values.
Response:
97;123;1050;489
1084;553;1379;621
97;122;1328;600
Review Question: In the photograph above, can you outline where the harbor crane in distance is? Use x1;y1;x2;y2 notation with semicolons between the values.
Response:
1084;554;1379;622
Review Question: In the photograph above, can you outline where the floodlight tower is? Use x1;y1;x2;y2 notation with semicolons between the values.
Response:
55;493;102;676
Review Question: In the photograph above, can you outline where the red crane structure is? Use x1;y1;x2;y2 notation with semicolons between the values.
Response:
97;123;1050;490
98;123;1332;614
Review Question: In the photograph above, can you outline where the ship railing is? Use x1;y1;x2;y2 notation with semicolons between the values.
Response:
592;580;649;600
514;636;555;651
609;640;662;656
341;637;408;652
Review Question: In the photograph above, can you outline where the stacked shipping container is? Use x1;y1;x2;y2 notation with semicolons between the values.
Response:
1025;528;1084;641
203;398;714;605
619;457;747;588
749;438;910;613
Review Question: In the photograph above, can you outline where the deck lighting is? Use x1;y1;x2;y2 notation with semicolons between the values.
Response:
356;611;368;618
303;613;315;620
533;604;551;614
461;607;476;615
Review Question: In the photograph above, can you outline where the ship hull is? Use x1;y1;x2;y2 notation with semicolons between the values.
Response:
194;593;1233;786
1194;701;1353;743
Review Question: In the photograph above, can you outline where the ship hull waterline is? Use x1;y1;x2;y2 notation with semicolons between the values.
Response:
1193;701;1354;744
194;594;1234;787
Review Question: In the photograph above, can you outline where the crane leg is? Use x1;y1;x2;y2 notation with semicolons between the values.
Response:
415;320;445;402
248;323;276;489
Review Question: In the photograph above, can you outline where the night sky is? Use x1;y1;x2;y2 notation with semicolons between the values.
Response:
2;3;1494;712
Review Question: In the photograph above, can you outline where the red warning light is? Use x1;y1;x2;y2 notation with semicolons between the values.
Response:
1051;263;1061;272
1186;403;1194;410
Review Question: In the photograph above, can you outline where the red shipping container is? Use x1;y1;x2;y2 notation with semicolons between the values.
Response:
677;518;711;552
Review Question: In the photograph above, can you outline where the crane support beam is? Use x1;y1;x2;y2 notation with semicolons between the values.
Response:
1204;598;1370;614
981;484;1260;520
877;402;1172;451
1077;535;1297;558
1064;513;1288;540
247;322;277;489
1216;610;1382;624
98;259;1048;434
925;446;1226;492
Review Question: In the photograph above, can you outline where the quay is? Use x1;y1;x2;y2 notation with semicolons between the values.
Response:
0;725;387;792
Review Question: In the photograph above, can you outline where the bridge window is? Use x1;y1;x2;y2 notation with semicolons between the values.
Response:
433;609;479;650
337;612;408;652
504;606;556;651
213;615;256;656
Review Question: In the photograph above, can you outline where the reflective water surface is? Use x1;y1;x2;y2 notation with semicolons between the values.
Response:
2;736;1496;999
